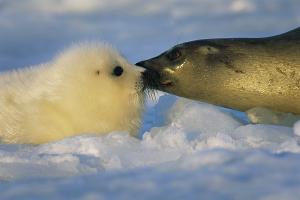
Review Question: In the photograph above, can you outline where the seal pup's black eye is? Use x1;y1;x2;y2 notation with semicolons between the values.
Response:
113;66;124;76
166;49;181;61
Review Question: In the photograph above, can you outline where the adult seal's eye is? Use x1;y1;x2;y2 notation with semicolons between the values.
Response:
166;49;181;61
113;66;123;76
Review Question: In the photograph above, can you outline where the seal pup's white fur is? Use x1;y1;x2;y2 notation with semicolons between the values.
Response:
0;43;144;144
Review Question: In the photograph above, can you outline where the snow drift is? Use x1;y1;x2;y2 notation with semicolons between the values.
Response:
1;95;300;199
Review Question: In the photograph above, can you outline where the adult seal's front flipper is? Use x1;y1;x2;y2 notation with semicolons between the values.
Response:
246;107;300;126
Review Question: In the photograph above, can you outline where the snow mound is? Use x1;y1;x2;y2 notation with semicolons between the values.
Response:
1;95;300;182
1;150;300;200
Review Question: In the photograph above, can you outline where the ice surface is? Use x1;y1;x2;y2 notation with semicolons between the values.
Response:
1;95;300;200
1;150;300;200
1;0;300;199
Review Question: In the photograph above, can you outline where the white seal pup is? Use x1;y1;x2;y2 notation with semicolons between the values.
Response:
0;43;145;144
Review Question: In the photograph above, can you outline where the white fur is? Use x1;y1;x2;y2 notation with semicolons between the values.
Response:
0;43;144;144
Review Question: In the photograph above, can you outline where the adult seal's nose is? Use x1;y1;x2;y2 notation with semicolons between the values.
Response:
136;61;146;67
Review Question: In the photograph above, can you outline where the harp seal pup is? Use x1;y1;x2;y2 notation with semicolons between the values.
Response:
137;27;300;126
0;43;145;144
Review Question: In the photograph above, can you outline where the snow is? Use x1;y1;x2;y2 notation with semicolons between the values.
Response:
1;96;300;199
1;150;300;200
1;0;300;199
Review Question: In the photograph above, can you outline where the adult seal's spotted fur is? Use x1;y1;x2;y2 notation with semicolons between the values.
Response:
137;27;300;126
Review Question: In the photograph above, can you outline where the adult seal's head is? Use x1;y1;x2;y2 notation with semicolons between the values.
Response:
137;40;229;96
137;27;300;117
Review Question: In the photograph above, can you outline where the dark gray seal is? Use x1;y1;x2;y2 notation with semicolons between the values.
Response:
138;27;300;125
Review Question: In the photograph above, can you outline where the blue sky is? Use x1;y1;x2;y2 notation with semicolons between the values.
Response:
0;0;299;70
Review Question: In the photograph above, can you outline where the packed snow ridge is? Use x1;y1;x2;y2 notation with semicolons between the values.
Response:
1;94;300;200
0;94;300;181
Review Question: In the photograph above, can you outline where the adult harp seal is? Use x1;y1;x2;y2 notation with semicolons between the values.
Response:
137;27;300;126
